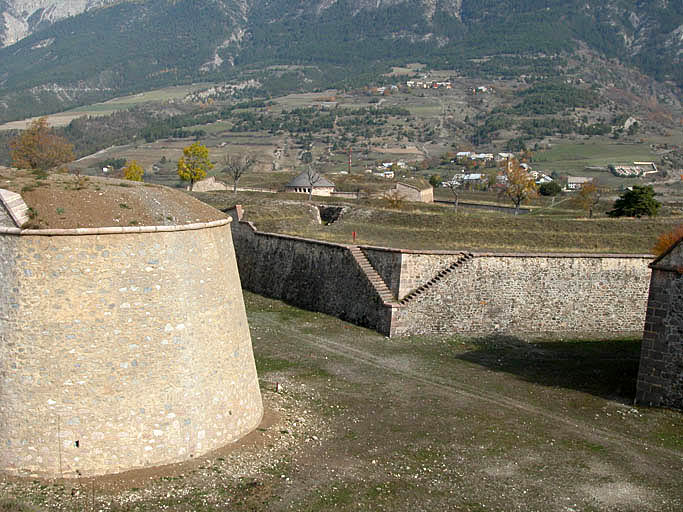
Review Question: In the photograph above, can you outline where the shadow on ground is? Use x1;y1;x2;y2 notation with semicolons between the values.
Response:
456;334;642;403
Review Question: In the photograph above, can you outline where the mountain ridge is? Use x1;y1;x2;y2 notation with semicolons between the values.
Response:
0;0;679;122
0;0;116;46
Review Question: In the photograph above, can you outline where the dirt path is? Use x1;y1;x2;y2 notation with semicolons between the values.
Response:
246;300;682;511
256;313;682;464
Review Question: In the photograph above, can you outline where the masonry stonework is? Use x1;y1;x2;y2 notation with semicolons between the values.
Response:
392;254;651;337
636;241;683;410
395;182;433;203
229;217;394;334
0;220;263;477
228;207;651;340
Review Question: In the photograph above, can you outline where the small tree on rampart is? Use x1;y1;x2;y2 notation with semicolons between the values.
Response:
444;176;462;212
382;188;405;210
608;185;660;218
224;154;255;193
123;160;145;182
9;117;74;172
498;159;537;215
305;165;322;200
572;179;604;218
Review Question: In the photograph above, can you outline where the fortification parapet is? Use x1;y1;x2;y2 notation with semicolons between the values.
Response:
0;219;263;477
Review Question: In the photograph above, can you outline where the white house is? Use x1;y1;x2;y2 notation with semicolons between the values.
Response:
566;176;593;190
535;174;553;184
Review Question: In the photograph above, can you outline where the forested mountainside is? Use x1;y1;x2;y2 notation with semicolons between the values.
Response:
0;0;680;121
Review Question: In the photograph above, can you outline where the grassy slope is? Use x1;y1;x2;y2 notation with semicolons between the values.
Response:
195;191;681;253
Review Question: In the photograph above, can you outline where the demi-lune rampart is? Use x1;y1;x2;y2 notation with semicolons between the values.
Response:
0;175;263;477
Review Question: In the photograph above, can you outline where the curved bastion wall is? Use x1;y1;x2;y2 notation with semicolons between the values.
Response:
0;219;263;477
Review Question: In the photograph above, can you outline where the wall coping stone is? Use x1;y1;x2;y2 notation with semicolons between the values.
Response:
239;218;353;251
649;264;683;274
0;218;230;236
471;251;653;259
358;243;652;259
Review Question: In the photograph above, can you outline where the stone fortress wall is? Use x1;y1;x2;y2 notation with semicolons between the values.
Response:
229;214;394;334
636;240;683;410
0;219;263;477
390;252;650;337
228;207;651;339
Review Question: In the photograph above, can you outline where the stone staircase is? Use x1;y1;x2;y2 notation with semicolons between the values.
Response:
0;188;30;227
399;252;474;305
349;246;397;305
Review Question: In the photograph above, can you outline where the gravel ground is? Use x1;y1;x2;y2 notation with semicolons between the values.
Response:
0;386;329;510
2;295;681;511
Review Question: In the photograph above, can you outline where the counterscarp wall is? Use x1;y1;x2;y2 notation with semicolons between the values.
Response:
0;220;263;477
392;253;651;338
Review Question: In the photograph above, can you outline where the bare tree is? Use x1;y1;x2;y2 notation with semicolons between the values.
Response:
382;188;405;210
305;165;322;200
444;176;463;212
223;154;255;193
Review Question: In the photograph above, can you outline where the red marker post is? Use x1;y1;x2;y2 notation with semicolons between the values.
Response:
352;231;357;242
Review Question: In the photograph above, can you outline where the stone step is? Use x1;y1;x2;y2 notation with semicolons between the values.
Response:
349;245;396;304
399;253;474;305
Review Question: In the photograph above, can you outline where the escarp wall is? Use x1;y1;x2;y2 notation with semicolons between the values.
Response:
0;219;263;477
228;207;651;339
229;213;393;334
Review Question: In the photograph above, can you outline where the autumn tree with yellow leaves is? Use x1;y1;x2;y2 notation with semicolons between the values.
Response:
177;142;213;190
498;159;537;215
572;180;602;218
123;160;145;181
9;117;74;171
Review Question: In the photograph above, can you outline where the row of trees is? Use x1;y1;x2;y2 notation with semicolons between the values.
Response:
6;118;255;193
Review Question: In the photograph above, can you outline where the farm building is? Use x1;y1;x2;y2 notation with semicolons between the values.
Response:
285;171;335;196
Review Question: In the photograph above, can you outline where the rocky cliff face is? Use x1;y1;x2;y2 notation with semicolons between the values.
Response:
0;0;114;46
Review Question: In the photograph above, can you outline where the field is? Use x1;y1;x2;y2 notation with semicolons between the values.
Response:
0;84;211;131
533;141;664;184
2;293;681;511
